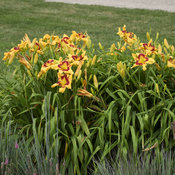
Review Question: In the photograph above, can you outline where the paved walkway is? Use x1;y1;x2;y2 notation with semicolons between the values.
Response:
45;0;175;12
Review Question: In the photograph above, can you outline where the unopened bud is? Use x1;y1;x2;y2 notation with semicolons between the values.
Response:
34;53;38;64
91;55;96;65
146;32;151;41
158;44;162;54
164;39;169;49
93;75;98;89
99;42;104;50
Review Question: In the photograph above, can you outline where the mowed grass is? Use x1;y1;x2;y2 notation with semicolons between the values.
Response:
0;0;175;59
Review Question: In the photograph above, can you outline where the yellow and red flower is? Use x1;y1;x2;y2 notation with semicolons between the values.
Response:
38;59;59;78
43;34;51;40
2;47;20;64
61;35;70;45
70;31;86;42
167;57;175;68
132;53;155;71
51;35;60;46
57;60;74;74
69;31;91;48
68;50;88;65
58;60;70;71
59;35;77;54
117;25;137;45
139;40;157;55
51;73;72;93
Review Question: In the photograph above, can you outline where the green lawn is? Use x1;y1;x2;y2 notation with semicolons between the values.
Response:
0;0;175;60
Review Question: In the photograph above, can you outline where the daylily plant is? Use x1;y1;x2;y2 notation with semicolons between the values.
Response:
2;25;175;95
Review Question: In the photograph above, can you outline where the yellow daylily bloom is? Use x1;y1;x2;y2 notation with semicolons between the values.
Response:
18;40;28;50
132;53;155;71
51;35;60;46
61;42;72;54
51;73;72;93
2;47;20;64
70;31;85;41
82;36;91;49
139;40;157;56
69;31;91;48
38;59;59;78
68;50;88;65
39;39;48;48
2;52;10;61
69;31;77;42
57;60;74;74
167;57;175;68
120;45;126;52
43;34;51;40
117;25;137;45
61;35;70;44
8;52;16;64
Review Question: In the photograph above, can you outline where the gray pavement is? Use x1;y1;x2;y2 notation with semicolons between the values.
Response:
45;0;175;12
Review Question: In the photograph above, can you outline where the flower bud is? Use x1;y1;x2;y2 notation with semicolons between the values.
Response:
117;61;126;79
91;55;96;65
99;42;104;50
34;53;38;64
93;75;98;89
164;39;169;49
77;70;82;80
155;83;160;94
158;44;162;54
146;32;150;41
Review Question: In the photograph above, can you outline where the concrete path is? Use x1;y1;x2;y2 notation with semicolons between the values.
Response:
45;0;175;12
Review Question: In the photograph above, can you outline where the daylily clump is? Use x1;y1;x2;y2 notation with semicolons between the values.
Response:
2;25;175;95
2;31;92;93
107;25;175;75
